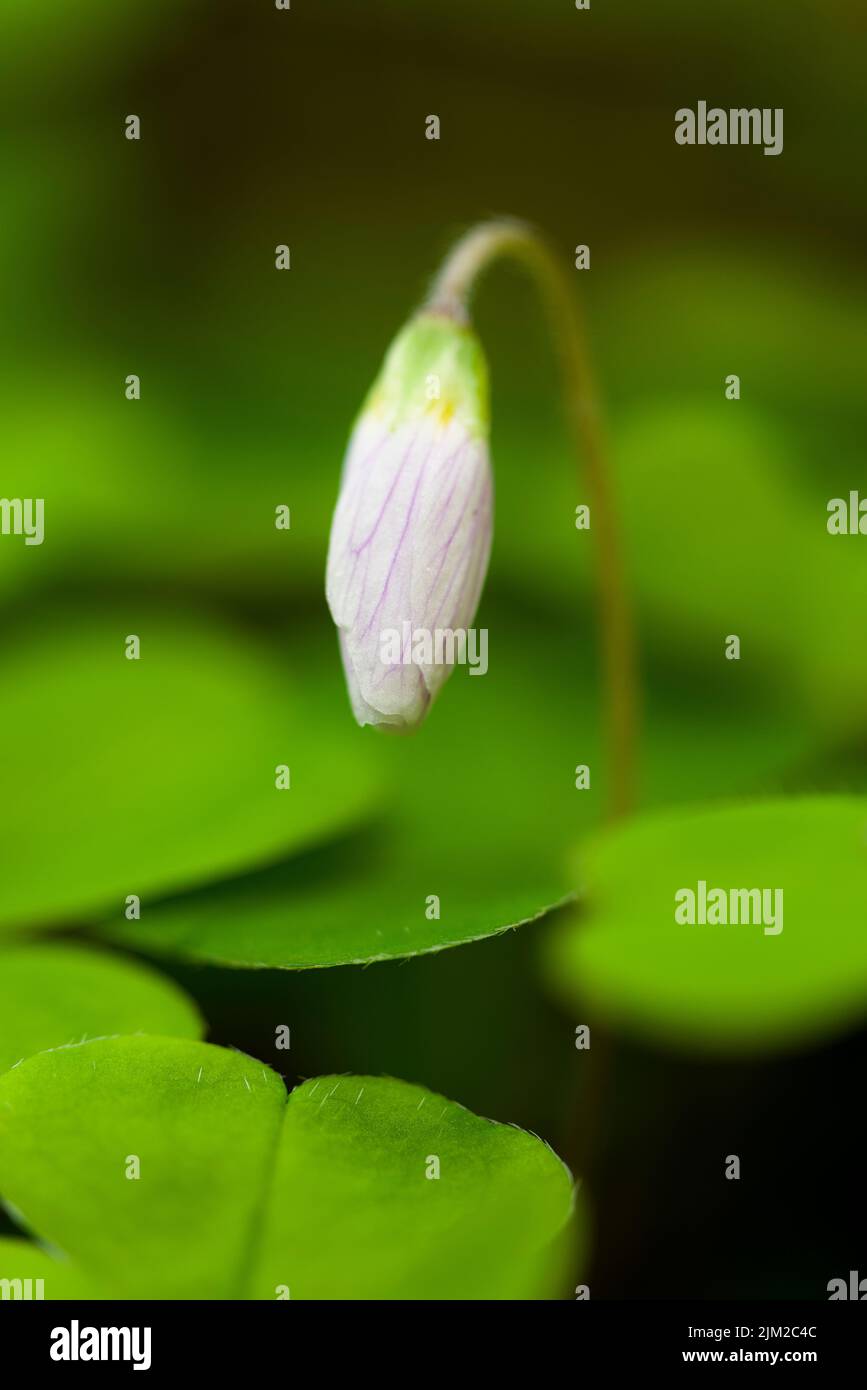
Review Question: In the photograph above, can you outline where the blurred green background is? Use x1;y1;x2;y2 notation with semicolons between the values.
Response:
1;0;865;1297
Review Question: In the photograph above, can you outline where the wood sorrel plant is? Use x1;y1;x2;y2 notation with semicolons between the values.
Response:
327;218;638;818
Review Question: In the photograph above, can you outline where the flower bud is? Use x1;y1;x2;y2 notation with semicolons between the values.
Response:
326;311;493;731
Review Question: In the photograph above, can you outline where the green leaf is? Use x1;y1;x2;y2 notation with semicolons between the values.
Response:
104;615;586;967
0;1036;287;1300
0;942;202;1073
105;609;813;970
101;830;569;971
544;796;867;1055
251;1073;577;1300
0;1237;99;1301
0;607;380;930
0;1036;579;1300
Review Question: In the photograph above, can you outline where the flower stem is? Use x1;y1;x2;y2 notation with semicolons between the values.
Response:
427;219;638;820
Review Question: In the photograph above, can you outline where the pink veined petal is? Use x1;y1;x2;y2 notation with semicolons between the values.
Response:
326;409;493;730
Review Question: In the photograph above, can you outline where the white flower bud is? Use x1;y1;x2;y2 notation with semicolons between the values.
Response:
326;311;493;731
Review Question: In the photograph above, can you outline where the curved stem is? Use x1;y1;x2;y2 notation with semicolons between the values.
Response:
427;219;638;820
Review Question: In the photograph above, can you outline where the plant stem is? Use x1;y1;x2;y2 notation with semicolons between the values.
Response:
427;219;638;820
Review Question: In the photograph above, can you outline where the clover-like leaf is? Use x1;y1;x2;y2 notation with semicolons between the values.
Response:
0;607;379;931
0;942;202;1074
544;796;867;1055
104;609;813;969
0;1036;579;1299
